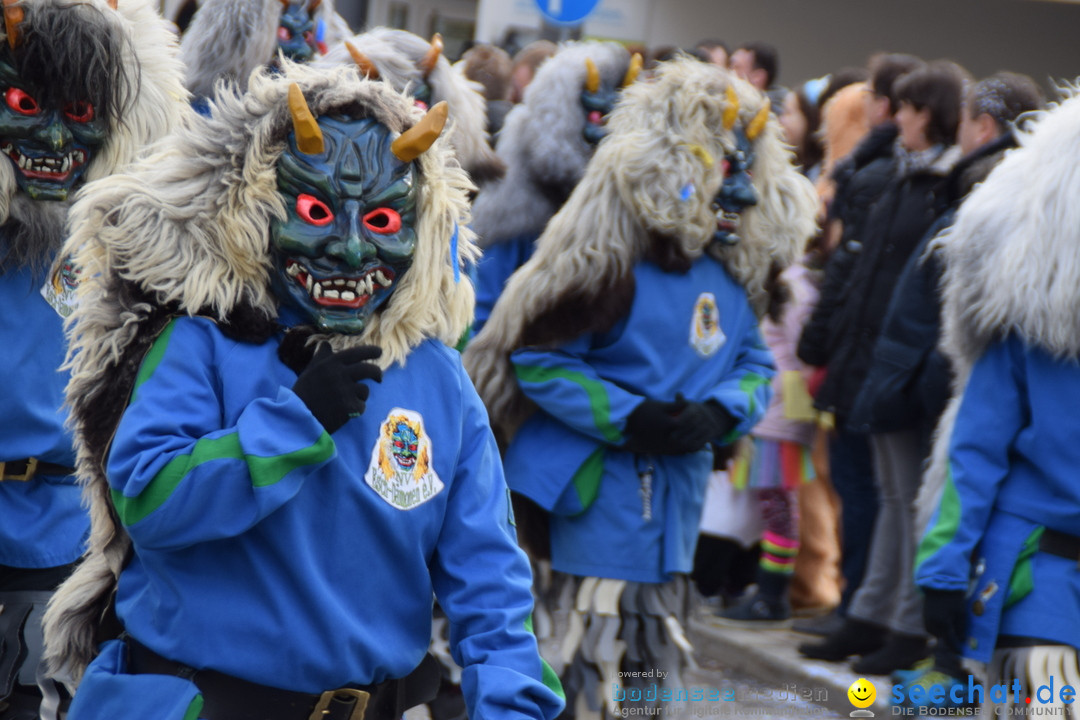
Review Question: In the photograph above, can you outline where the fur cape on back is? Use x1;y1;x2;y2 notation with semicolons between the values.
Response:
915;89;1078;533
463;58;818;443
0;0;188;275
42;61;478;682
179;0;352;98
316;27;503;185
469;41;632;248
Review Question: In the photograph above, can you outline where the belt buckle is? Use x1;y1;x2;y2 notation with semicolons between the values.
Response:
310;688;370;720
0;458;37;482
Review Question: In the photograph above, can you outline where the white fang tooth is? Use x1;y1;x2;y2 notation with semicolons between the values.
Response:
324;289;340;300
341;291;355;301
365;276;374;295
313;283;322;299
305;274;313;292
374;270;389;287
287;264;301;277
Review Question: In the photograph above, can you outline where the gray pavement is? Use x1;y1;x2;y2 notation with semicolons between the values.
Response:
688;606;891;718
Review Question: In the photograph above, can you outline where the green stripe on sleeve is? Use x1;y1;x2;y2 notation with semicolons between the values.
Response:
1004;526;1044;608
183;695;204;720
525;616;566;700
111;430;334;527
131;318;178;404
915;466;962;571
739;372;771;418
514;364;622;443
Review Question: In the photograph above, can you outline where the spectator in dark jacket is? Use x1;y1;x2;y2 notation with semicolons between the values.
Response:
795;53;923;634
800;59;970;676
850;72;1045;444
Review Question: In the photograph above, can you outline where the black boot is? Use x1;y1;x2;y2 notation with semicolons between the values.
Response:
711;569;792;629
852;632;929;675
798;617;887;661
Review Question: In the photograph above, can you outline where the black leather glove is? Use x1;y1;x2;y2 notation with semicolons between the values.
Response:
622;395;736;455
922;588;968;654
663;399;737;454
621;397;687;454
292;343;382;434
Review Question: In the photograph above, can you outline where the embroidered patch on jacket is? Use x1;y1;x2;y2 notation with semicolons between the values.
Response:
365;408;444;510
689;292;725;357
40;255;82;318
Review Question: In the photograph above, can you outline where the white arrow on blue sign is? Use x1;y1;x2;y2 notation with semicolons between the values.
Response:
534;0;601;25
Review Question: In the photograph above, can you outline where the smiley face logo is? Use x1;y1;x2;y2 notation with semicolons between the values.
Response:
848;678;876;709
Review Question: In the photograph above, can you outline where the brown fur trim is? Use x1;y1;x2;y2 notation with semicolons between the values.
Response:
519;271;636;349
644;231;694;274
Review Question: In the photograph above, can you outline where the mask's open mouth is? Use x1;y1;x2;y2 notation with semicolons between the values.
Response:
714;207;741;234
2;143;86;182
286;259;396;308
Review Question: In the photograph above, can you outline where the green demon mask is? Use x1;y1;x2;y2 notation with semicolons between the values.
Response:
270;87;447;334
0;55;106;201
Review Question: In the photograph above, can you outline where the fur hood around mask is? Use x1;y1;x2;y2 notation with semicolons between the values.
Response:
179;0;353;99
0;0;188;273
915;88;1078;534
469;41;633;248
464;57;818;443
43;60;478;682
316;27;503;186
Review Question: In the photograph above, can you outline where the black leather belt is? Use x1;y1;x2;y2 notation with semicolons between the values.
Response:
1039;528;1080;566
0;458;76;482
124;636;441;720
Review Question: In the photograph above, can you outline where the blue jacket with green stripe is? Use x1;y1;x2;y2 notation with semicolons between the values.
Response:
98;316;563;720
915;336;1080;658
0;261;87;568
503;256;775;583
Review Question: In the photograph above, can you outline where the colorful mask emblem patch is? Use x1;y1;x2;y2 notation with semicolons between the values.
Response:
0;56;106;201
277;2;319;63
690;292;725;357
40;254;82;318
712;129;758;245
271;115;417;334
364;408;444;510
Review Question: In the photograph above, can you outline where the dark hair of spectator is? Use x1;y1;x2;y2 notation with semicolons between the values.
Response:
868;52;924;114
462;44;514;101
967;71;1045;133
893;60;971;146
738;41;779;88
511;40;557;77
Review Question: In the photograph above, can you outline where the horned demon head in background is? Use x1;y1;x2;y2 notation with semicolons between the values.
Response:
317;27;504;185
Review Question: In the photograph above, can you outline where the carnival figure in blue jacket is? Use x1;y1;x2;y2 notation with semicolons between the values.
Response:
914;88;1080;711
43;63;564;720
0;1;186;717
465;58;817;718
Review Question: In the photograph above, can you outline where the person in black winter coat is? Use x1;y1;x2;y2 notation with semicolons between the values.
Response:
795;53;923;632
799;60;970;675
851;72;1044;684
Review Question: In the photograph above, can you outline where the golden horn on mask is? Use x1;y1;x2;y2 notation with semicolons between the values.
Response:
722;85;738;131
622;53;642;87
288;83;324;155
418;33;443;76
106;0;118;8
584;57;600;94
309;0;321;11
3;0;22;49
345;41;379;79
391;101;448;163
746;99;770;140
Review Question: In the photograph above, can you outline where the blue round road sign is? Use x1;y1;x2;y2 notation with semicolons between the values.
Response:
534;0;601;25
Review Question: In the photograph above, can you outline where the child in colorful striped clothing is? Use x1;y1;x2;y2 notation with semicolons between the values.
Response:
714;260;820;626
